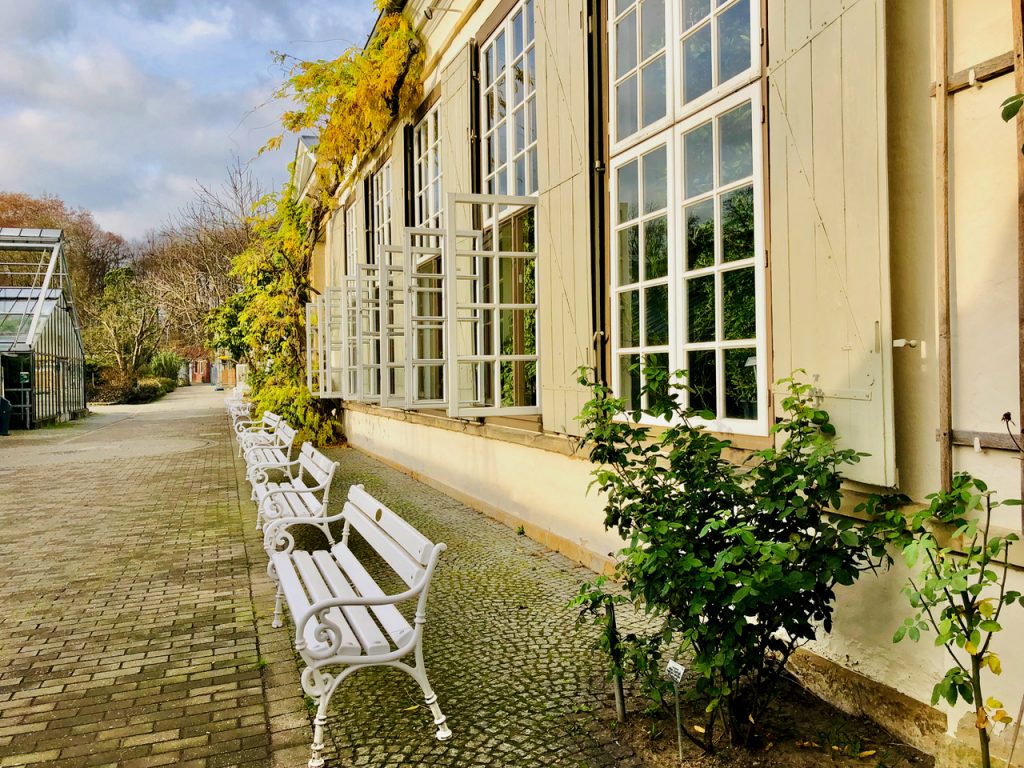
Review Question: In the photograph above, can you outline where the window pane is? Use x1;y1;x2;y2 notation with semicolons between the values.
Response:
515;156;526;195
687;349;716;414
620;290;640;346
496;76;507;119
528;95;537;142
513;61;524;105
682;0;711;30
687;274;715;342
513;10;524;56
644;216;668;279
719;101;753;184
616;75;639;140
722;267;755;340
640;0;665;59
642;145;667;213
616;10;638;78
526;48;536;93
526;0;534;39
721;185;754;262
515;107;525;152
497;123;507;164
617;160;639;222
615;0;633;17
618;226;640;284
529;149;538;194
717;0;750;83
641;56;667;127
496;31;506;74
682;22;712;103
620;354;641;410
685;198;715;269
683;121;713;198
645;283;669;345
724;348;757;419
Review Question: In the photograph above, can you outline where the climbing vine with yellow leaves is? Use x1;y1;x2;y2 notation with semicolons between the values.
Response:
207;1;424;445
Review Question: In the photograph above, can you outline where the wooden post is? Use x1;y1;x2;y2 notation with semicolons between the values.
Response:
935;0;953;492
1012;0;1024;512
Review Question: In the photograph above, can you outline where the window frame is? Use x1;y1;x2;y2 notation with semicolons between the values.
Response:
480;0;539;200
609;82;767;436
608;0;761;157
413;105;443;230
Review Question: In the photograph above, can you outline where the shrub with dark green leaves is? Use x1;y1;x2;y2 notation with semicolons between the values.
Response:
576;367;895;751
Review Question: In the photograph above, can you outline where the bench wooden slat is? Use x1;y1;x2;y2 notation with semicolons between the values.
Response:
330;544;414;647
349;484;432;566
291;552;361;655
310;551;391;656
343;502;424;588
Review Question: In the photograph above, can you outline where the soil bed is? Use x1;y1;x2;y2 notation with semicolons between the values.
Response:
598;676;933;768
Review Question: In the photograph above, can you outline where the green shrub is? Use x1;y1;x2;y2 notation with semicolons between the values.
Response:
127;377;165;403
248;382;342;447
575;367;895;751
149;350;184;380
156;377;176;394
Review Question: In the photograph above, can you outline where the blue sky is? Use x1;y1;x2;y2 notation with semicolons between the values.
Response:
0;0;378;238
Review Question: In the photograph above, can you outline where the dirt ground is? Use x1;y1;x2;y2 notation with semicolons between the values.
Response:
587;675;934;768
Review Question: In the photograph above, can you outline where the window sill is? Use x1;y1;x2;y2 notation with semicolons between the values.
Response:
341;400;580;458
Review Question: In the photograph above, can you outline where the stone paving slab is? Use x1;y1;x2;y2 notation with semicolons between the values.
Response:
240;441;647;767
0;387;273;768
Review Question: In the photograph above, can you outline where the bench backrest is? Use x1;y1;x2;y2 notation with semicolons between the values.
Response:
262;412;281;430
343;484;435;588
297;442;338;495
275;422;297;450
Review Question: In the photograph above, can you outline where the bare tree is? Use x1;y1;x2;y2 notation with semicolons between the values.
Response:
139;159;267;352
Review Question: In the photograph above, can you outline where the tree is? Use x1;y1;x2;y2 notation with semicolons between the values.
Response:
0;192;130;308
82;267;163;379
138;160;265;352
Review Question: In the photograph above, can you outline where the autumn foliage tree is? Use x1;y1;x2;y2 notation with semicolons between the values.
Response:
208;1;424;444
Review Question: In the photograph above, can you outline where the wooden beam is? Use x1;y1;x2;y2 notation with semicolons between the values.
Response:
1012;0;1024;513
935;429;1022;452
935;0;953;493
929;50;1014;96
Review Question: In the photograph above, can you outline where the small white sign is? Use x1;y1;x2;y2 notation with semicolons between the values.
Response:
666;660;685;683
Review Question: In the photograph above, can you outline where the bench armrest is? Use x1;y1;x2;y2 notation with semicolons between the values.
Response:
263;510;349;552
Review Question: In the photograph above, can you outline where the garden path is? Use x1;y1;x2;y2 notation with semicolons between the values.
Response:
0;386;642;767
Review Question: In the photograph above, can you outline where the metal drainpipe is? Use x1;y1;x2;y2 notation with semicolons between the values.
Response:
587;0;608;383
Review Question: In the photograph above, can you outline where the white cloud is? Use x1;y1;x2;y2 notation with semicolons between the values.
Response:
0;0;376;238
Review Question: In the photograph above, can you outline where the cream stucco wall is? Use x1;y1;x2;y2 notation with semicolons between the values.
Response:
342;407;623;572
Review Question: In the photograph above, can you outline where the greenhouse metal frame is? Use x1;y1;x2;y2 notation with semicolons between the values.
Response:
0;228;86;429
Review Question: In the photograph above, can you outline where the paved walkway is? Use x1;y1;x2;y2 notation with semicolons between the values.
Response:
0;386;643;767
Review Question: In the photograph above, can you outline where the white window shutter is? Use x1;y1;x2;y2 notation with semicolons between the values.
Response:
767;0;895;486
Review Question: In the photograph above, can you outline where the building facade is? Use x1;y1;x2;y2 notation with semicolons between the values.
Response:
300;2;1024;764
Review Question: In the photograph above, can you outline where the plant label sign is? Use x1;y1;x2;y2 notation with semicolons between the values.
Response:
666;660;685;684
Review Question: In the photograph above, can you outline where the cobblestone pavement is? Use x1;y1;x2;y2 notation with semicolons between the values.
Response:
244;446;646;768
0;387;272;768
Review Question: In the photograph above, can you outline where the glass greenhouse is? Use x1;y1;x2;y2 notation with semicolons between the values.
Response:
0;229;86;429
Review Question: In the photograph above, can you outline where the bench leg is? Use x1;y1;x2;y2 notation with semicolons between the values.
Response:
308;712;327;768
272;584;284;629
410;647;452;741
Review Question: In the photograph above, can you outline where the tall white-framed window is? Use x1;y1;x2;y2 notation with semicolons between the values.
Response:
609;0;765;435
371;160;392;263
481;0;538;197
610;0;758;154
413;105;443;229
344;204;358;276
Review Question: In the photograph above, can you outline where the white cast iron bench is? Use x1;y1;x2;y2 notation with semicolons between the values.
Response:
244;421;298;488
235;411;281;456
267;483;450;768
255;442;339;543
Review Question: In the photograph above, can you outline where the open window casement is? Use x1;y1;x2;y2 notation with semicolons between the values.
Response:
445;193;540;419
304;298;324;397
320;287;346;398
355;262;383;403
403;227;447;409
380;244;407;409
767;0;895;486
